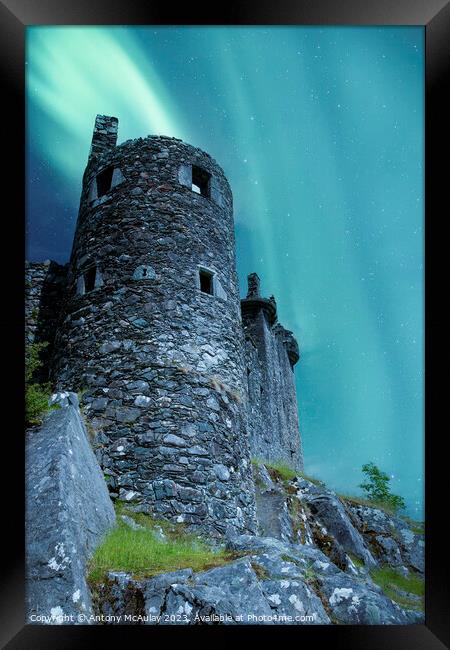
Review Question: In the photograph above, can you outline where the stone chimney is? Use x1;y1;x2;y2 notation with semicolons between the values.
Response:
247;272;261;298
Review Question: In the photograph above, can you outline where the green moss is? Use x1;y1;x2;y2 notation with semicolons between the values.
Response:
288;497;303;539
88;503;237;584
370;566;424;611
77;387;88;403
347;553;364;569
303;561;316;583
250;561;270;581
280;554;302;567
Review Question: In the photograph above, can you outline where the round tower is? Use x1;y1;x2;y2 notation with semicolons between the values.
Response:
52;115;257;537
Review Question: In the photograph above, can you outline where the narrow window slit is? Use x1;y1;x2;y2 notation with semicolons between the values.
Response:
96;166;114;197
199;269;214;295
84;267;97;293
192;165;211;198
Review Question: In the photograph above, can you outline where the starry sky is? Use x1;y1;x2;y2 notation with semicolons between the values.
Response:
26;26;424;518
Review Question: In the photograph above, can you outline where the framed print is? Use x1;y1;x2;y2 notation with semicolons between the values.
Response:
1;0;448;647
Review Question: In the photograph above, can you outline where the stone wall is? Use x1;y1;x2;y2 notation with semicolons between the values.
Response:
25;260;67;381
51;116;257;538
242;274;303;470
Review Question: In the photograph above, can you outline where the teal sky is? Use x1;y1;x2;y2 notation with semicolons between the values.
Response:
26;26;424;518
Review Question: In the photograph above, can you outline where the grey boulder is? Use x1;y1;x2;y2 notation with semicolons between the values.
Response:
26;402;116;624
297;484;376;568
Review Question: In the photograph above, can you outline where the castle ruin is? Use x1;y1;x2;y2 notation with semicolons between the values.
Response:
25;115;302;538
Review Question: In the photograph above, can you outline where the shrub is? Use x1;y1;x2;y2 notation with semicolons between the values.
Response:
25;341;57;426
25;341;49;382
359;462;405;514
26;383;54;425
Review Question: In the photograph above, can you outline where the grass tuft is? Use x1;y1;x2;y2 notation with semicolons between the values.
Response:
400;516;424;535
347;553;365;569
297;472;324;487
250;562;270;581
251;458;324;486
251;457;297;482
370;566;424;611
87;502;237;584
338;493;400;517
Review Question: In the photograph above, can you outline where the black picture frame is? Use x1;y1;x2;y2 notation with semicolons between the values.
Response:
1;0;448;647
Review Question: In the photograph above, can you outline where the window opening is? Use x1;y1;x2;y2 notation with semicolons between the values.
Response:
96;166;114;197
199;269;214;295
192;165;211;197
84;267;96;293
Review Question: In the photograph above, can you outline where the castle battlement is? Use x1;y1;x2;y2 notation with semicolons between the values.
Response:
25;115;303;537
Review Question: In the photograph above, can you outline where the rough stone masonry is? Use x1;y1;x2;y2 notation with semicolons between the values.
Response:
25;114;303;538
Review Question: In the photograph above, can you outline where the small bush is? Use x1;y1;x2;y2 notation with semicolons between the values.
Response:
359;462;405;514
77;387;88;403
26;383;57;426
25;341;57;426
25;341;49;382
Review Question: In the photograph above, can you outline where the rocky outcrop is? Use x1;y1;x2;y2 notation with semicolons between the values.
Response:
254;464;294;543
92;532;420;625
26;394;116;624
346;502;425;573
295;478;377;568
88;470;424;625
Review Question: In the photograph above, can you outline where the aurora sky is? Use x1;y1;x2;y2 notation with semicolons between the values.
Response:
26;26;424;517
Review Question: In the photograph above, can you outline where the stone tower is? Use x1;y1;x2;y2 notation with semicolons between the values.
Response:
52;115;257;537
242;273;303;471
